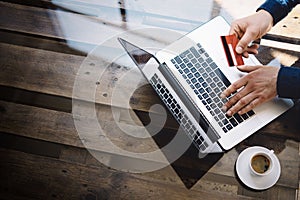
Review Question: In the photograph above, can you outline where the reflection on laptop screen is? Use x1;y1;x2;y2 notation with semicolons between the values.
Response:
118;38;154;69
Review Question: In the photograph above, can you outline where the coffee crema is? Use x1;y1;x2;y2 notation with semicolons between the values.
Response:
251;154;270;174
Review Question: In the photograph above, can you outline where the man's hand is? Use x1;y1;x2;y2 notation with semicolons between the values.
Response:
220;65;279;116
230;10;273;57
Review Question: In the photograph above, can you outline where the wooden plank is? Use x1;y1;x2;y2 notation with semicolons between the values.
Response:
0;42;162;111
0;29;90;56
238;185;297;200
0;1;129;45
259;103;300;141
0;148;256;200
269;5;300;41
0;100;164;162
0;1;184;48
0;100;299;189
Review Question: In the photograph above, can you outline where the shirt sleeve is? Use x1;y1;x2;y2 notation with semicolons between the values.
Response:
257;0;300;25
277;66;300;98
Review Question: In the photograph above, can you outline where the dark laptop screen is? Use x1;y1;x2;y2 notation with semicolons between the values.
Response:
118;38;155;69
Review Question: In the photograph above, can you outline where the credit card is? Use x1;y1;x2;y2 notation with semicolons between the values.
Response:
220;34;244;66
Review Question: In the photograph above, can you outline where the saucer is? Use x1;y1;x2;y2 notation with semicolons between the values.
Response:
236;146;281;190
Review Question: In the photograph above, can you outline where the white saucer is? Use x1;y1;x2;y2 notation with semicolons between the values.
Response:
236;146;281;190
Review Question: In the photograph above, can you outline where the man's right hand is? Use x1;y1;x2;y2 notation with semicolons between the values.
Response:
229;9;274;57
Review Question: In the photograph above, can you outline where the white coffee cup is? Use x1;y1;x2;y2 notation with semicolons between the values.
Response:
249;149;274;176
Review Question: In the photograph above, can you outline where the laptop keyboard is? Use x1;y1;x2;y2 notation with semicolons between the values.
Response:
150;74;209;151
171;43;255;133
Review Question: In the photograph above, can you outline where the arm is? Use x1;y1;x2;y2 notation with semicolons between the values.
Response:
232;0;299;55
277;66;300;98
221;0;299;116
221;65;300;116
259;0;300;25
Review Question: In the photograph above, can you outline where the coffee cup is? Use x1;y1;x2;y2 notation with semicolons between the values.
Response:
249;149;274;176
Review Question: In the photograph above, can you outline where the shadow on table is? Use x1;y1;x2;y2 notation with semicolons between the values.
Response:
134;101;223;189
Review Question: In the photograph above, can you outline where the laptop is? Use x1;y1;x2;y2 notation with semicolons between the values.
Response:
118;16;294;155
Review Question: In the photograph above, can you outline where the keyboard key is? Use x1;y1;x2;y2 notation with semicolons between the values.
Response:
247;110;255;116
203;73;208;78
191;78;197;83
211;62;218;69
187;54;193;59
190;47;200;58
198;77;204;83
229;118;238;127
205;87;212;93
226;124;233;131
195;83;201;89
210;82;216;88
206;57;213;63
191;67;197;73
207;98;212;104
198;57;204;63
174;56;182;64
180;50;190;58
233;113;244;123
194;72;200;78
183;68;190;74
222;127;228;133
241;113;249;120
210;92;216;98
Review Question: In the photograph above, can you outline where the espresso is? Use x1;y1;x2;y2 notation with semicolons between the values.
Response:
251;154;270;173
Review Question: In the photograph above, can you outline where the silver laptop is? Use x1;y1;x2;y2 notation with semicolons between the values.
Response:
118;16;294;154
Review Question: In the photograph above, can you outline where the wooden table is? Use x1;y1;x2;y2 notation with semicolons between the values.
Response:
0;1;300;199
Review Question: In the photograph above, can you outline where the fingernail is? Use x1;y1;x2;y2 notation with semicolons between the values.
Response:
226;110;232;116
236;46;243;54
221;106;227;112
220;93;225;98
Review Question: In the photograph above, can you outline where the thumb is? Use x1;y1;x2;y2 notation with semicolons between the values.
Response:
236;31;257;54
237;65;260;73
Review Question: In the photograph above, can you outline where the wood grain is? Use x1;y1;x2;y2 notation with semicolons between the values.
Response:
1;1;300;199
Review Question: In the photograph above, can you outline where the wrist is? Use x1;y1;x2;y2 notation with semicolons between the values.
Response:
256;9;274;28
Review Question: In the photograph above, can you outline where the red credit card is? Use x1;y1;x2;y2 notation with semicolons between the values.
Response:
220;34;244;66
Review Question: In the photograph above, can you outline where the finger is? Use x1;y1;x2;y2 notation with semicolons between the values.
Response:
246;44;259;54
249;43;260;50
236;30;258;54
237;98;261;115
225;91;256;116
222;86;252;113
241;44;259;57
242;51;249;58
236;65;260;73
220;77;248;98
229;23;241;37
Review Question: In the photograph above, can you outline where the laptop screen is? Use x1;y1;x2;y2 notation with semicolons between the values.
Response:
118;38;155;69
